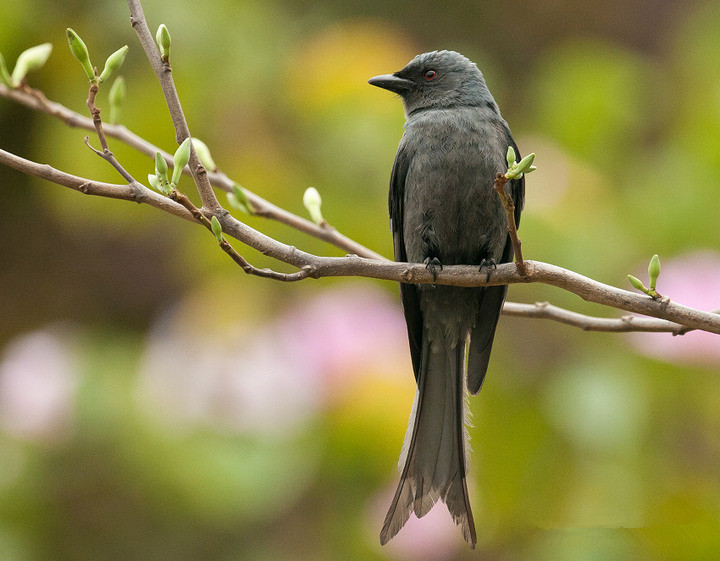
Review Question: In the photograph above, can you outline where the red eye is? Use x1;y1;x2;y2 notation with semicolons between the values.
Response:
424;69;437;80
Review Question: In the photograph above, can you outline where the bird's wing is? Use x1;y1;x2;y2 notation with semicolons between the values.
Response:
389;137;423;381
466;131;525;395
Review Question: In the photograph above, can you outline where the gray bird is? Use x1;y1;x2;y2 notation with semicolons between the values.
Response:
368;50;524;547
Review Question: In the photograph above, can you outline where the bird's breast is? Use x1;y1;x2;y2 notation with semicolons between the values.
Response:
402;110;509;265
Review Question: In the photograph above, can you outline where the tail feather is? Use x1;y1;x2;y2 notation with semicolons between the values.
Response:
380;335;477;547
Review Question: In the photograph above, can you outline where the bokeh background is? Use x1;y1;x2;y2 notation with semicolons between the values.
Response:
2;0;720;559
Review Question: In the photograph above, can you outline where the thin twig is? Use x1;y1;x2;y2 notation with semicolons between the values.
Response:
493;172;526;276
0;82;385;260
167;186;312;281
2;144;719;335
82;82;147;198
0;147;189;218
86;83;108;151
210;167;387;260
127;0;220;213
218;240;313;281
5;143;720;335
502;302;689;334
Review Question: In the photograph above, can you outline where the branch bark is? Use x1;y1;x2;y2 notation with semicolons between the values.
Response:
493;172;526;276
0;83;383;260
127;0;220;214
0;147;192;220
1;9;719;339
501;302;710;334
4;142;718;335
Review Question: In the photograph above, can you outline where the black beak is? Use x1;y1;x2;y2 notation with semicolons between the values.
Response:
368;73;414;94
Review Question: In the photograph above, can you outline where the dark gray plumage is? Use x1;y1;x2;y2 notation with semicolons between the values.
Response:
369;50;524;548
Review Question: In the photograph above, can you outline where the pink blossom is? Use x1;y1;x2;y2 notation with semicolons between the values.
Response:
138;282;409;433
276;282;409;398
628;251;720;366
0;328;77;441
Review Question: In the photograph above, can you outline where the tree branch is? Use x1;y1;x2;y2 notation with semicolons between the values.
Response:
0;83;384;260
127;0;220;213
0;147;192;220
82;82;140;186
493;172;526;276
2;12;719;339
2;144;719;335
501;302;713;334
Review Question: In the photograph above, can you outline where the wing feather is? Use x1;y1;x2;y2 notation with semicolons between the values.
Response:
466;130;525;394
389;137;423;380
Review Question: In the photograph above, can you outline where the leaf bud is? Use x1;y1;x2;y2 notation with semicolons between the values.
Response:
171;137;191;185
108;76;126;124
156;24;171;61
11;43;53;87
191;138;217;172
66;28;94;80
506;145;516;167
303;186;324;225
627;274;647;293
210;215;223;243
227;184;252;215
515;152;536;175
648;254;661;291
98;45;128;83
155;152;169;183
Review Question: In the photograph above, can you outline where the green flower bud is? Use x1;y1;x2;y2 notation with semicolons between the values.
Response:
227;184;252;215
156;24;171;61
171;137;191;185
148;173;172;195
648;254;661;291
506;145;516;167
148;173;161;191
627;274;647;293
303;186;324;225
515;152;536;175
227;193;243;213
108;76;125;124
98;45;128;83
232;183;249;206
210;215;223;243
155;152;169;183
66;28;95;80
191;138;217;172
10;43;53;87
0;52;11;86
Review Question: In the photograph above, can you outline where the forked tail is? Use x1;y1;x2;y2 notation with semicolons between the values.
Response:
380;335;476;547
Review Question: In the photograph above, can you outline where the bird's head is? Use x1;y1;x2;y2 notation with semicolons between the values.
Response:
368;50;496;116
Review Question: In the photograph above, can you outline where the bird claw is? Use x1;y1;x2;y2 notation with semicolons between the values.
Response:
424;257;443;282
479;259;497;282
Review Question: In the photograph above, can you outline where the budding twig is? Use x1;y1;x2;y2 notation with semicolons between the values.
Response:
168;187;311;281
493;172;526;276
128;0;219;213
2;143;719;334
83;84;138;187
1;5;719;339
0;83;385;259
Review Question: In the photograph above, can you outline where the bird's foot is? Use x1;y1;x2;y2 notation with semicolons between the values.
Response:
479;258;497;282
424;256;443;282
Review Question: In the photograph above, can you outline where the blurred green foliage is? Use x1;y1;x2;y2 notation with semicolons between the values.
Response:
1;0;720;560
